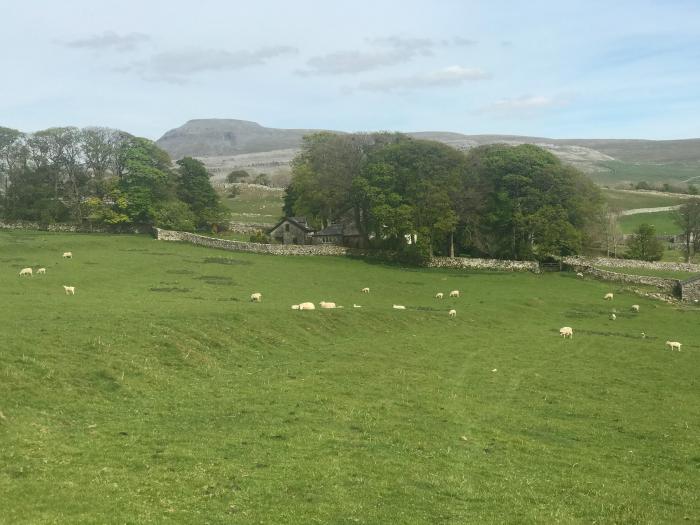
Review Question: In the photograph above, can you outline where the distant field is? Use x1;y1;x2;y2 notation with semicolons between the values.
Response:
618;210;681;235
1;231;698;523
594;265;698;280
602;188;687;210
222;184;284;225
594;160;700;186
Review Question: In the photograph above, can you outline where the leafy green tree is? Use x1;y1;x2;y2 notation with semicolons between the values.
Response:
116;136;175;223
674;199;700;261
226;170;249;183
626;223;664;261
152;200;197;231
176;157;227;229
465;144;602;259
253;173;270;186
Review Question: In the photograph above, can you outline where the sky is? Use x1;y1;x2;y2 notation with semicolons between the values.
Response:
1;0;699;140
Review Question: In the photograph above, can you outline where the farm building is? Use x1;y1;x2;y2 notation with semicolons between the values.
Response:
269;217;315;245
313;222;363;248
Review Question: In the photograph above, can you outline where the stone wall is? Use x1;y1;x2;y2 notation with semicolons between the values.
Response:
564;255;700;274
579;266;681;294
680;276;700;303
155;228;349;256
427;256;539;272
0;221;148;234
155;228;545;272
227;222;269;234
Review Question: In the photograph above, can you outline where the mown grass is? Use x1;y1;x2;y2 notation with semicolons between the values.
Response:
0;231;698;524
223;185;284;225
602;188;687;211
618;210;681;235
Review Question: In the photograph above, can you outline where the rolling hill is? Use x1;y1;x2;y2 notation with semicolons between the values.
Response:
157;119;700;187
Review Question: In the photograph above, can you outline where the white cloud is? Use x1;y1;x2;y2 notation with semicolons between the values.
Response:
60;31;150;52
121;46;298;83
299;35;474;75
356;66;490;92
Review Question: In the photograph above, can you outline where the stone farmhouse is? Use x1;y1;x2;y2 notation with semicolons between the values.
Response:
268;217;315;245
268;217;363;247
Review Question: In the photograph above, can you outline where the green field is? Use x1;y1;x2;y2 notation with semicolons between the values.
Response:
594;265;699;281
1;231;698;523
618;210;681;235
594;160;700;186
601;188;687;211
223;185;284;225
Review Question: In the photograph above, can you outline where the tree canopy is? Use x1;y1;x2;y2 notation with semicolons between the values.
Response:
0;126;223;231
285;133;603;260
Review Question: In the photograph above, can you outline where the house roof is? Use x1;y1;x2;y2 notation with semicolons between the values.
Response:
268;216;315;233
316;222;361;237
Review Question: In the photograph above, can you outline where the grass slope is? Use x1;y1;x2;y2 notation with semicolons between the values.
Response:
223;185;284;225
602;189;687;211
0;232;698;524
618;211;681;235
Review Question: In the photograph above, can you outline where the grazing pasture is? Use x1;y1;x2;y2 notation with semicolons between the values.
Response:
618;210;682;236
601;188;687;211
223;184;284;225
0;231;698;524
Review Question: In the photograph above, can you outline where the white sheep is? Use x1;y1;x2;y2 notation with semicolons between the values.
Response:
665;341;682;351
604;292;614;300
62;252;72;259
299;302;315;310
631;304;640;312
449;309;456;318
559;326;573;338
36;268;46;275
449;290;460;298
610;313;616;321
320;301;337;309
576;272;584;278
435;292;444;299
353;304;362;308
63;285;75;295
361;287;370;293
392;305;406;310
19;267;33;277
250;292;262;302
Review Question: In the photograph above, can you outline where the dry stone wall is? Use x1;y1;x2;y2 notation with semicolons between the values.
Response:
155;228;349;256
155;228;543;272
427;256;539;272
564;255;700;274
0;221;147;234
580;266;680;294
680;276;700;303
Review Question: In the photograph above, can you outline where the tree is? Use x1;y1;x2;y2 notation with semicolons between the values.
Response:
253;173;270;186
626;223;664;261
226;170;249;183
464;144;603;259
674;199;700;261
176;157;227;229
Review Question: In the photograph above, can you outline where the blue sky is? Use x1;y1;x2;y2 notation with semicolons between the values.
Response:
1;0;699;140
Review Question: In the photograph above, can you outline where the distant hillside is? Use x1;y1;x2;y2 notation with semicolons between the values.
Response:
156;119;327;159
156;119;700;187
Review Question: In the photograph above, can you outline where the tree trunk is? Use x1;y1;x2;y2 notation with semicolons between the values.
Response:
450;231;455;258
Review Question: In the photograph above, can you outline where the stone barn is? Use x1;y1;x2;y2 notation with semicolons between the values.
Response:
269;217;315;245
